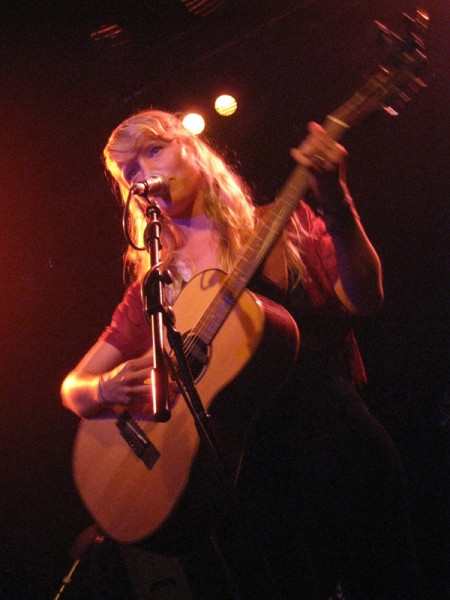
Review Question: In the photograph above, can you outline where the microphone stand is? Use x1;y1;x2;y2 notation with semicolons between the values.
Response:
142;200;171;423
142;199;227;473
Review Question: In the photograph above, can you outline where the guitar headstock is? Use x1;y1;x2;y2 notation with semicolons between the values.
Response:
325;7;430;139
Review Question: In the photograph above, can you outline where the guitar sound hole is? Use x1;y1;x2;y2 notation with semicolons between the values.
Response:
182;332;210;380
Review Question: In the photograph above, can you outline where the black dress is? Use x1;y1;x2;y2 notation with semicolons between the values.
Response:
192;272;419;600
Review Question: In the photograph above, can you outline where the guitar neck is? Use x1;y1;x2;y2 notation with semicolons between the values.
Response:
195;113;354;345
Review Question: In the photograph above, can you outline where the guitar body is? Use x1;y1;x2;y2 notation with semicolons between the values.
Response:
73;270;299;550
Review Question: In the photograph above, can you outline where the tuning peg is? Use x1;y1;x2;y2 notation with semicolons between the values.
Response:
397;90;412;103
382;89;410;116
383;105;399;117
408;77;427;93
374;20;404;50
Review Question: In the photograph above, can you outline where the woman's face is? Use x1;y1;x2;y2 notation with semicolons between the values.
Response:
121;138;207;219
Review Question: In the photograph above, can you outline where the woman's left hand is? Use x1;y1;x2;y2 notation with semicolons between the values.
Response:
290;121;349;207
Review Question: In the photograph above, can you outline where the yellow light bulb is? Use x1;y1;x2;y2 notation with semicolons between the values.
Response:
215;95;237;116
182;113;205;135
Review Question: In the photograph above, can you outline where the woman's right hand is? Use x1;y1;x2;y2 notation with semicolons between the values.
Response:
62;341;180;418
97;352;155;408
98;352;181;414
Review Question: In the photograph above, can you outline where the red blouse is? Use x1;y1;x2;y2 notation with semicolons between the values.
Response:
99;201;366;386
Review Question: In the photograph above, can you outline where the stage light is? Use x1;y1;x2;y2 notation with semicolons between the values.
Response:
182;113;205;135
214;95;237;116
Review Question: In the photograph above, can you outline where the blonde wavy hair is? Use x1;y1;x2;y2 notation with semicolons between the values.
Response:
103;109;305;286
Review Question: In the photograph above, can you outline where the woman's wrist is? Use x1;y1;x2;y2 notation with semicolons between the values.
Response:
97;375;108;406
317;195;359;235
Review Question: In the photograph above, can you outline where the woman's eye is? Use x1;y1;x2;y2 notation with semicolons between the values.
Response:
148;145;163;158
126;169;138;182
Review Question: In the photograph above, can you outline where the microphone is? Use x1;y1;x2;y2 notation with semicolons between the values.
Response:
130;172;170;197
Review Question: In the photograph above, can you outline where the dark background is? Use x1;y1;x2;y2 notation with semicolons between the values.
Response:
1;0;449;598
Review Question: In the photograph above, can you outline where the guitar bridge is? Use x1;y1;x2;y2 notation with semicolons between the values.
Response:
116;411;161;470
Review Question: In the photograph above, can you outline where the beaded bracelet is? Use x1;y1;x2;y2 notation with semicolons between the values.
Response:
97;376;108;405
